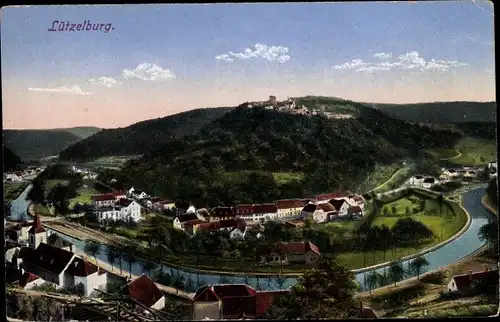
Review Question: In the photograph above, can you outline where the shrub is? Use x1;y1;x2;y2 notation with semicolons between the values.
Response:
420;270;448;284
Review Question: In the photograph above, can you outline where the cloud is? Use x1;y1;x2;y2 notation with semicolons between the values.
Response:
333;50;468;74
88;76;121;87
28;85;92;96
216;43;291;63
122;63;176;81
373;52;392;60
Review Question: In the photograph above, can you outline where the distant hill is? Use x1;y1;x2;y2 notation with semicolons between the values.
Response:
99;98;463;207
58;107;234;161
369;101;496;123
3;146;22;171
3;127;101;161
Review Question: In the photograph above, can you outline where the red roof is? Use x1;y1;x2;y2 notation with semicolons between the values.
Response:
301;203;317;213
315;191;349;201
91;193;116;202
329;198;346;210
212;207;238;217
348;206;362;214
275;199;309;210
317;202;336;212
183;219;206;226
197;218;246;232
452;270;499;292
193;284;290;318
253;203;278;214
28;214;45;234
19;272;40;287
66;257;99;277
125;274;164;308
236;204;254;215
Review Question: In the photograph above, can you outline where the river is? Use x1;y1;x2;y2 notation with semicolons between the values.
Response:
6;184;33;221
11;186;493;291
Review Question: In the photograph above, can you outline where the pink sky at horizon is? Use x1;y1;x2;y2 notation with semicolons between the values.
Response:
3;69;496;130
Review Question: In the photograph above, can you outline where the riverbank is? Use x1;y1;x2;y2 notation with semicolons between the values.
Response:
43;197;471;278
481;195;497;216
4;182;30;203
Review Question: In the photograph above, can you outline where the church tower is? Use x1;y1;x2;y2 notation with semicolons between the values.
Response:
28;214;47;249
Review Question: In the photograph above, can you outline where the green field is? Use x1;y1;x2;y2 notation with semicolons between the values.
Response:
68;186;100;208
426;137;497;166
44;179;70;194
358;163;402;193
33;203;54;217
82;155;141;170
371;164;416;194
4;182;29;202
223;171;304;184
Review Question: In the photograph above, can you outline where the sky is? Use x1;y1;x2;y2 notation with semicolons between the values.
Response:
1;2;496;129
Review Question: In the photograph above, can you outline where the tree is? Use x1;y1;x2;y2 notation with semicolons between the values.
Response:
366;271;382;294
479;220;498;254
391;204;397;215
486;178;497;208
27;180;45;204
409;256;429;280
388;261;405;286
141;258;158;277
84;241;100;264
437;194;444;214
105;247;117;272
123;250;137;278
276;274;287;290
266;255;359;320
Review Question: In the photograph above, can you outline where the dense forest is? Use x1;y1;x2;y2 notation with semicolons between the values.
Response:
58;107;233;161
4;126;101;161
97;103;463;207
4;146;22;171
370;101;496;124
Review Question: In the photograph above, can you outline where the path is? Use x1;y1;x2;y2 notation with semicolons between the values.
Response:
71;247;194;300
440;149;462;161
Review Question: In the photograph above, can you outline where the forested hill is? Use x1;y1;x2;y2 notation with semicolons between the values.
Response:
3;126;101;161
4;146;22;171
58;107;233;161
369;101;496;123
103;103;462;207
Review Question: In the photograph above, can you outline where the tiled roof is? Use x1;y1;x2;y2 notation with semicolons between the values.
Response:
124;274;164;308
193;284;290;318
423;177;436;183
236;204;254;215
211;207;238;217
301;203;317;213
275;199;309;210
253;204;278;214
66;257;99;277
17;246;36;259
91;193;116;202
183;219;206;226
348;206;362;214
177;213;199;223
317;202;336;212
19;272;40;287
28;214;45;234
197;218;245;232
329;198;346;210
452;270;499;292
315;191;349;201
23;243;75;275
116;198;134;207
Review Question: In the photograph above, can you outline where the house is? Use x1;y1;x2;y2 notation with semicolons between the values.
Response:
443;169;459;178
122;274;165;312
19;243;76;288
91;191;127;208
132;189;149;200
5;172;23;182
174;201;190;215
275;199;310;220
348;206;363;219
192;283;290;320
329;198;350;217
210;207;238;222
173;213;204;231
28;214;47;249
195;218;248;239
409;175;425;186
257;241;321;265
464;170;477;178
422;177;437;189
251;204;278;222
145;197;163;209
235;204;255;221
65;257;108;297
447;269;499;295
95;198;142;223
350;195;365;210
300;203;317;219
153;199;175;211
182;219;207;235
313;203;337;223
19;272;45;290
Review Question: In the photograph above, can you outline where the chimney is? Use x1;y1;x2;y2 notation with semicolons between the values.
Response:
469;270;473;280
